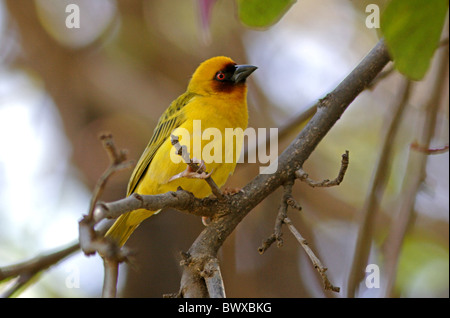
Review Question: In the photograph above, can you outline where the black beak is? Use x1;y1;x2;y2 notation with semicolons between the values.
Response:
231;64;258;83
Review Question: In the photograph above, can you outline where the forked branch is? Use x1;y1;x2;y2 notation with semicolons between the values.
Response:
78;133;134;298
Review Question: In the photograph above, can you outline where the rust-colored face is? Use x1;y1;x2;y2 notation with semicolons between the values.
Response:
188;56;257;95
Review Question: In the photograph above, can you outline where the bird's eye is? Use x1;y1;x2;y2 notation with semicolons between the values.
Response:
215;71;226;81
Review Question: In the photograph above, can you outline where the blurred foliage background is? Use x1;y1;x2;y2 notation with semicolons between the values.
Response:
0;0;448;297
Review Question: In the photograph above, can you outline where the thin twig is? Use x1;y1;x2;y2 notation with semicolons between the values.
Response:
86;133;134;221
296;151;349;187
283;217;340;293
286;196;302;211
79;133;133;255
258;180;294;254
78;133;134;298
257;180;340;293
0;242;80;297
410;142;449;155
170;135;224;200
0;135;134;298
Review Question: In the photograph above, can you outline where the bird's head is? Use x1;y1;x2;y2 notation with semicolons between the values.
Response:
187;56;257;96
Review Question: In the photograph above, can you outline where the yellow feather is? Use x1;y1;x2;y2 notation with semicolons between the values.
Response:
106;56;255;246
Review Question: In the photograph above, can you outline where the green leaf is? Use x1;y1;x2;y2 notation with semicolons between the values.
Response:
381;0;448;80
237;0;297;28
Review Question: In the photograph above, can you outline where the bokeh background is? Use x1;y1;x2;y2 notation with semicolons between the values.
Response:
0;0;448;297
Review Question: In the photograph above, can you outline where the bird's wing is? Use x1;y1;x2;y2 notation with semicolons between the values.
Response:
127;91;198;196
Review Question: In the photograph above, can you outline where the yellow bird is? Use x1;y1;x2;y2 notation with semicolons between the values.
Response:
106;56;257;246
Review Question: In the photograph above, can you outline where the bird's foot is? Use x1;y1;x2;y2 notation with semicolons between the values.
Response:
222;187;243;195
168;158;212;182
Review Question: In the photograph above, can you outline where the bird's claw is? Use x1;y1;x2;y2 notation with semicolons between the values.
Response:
168;158;212;182
222;187;243;195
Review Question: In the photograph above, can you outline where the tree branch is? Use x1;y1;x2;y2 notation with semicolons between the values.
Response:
0;242;80;297
0;39;391;298
170;135;224;200
258;151;348;293
178;39;391;297
296;151;349;187
410;142;449;155
78;133;134;298
201;257;226;298
283;217;340;293
258;180;294;253
86;133;135;222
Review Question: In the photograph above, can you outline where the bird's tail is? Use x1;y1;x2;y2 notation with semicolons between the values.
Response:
105;209;160;247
